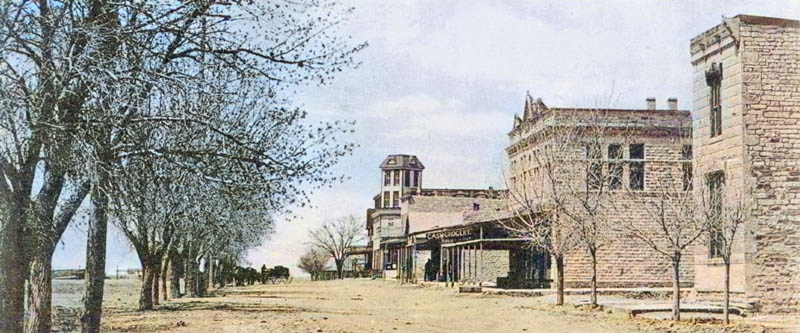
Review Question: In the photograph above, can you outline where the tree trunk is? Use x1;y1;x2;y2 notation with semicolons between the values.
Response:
185;256;197;298
671;254;682;322
139;262;155;311
335;259;344;279
589;249;598;306
206;255;214;290
169;250;182;298
724;259;731;324
170;258;181;298
555;254;565;306
25;247;56;333
82;188;108;333
152;260;161;307
0;202;26;332
161;256;170;301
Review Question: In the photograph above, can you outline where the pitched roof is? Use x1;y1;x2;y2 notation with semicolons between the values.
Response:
380;154;425;170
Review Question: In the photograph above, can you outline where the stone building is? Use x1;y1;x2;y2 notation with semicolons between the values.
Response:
397;194;513;284
366;154;506;278
506;94;694;287
690;15;800;312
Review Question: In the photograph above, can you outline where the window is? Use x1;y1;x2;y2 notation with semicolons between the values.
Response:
586;143;602;160
629;162;644;190
588;162;602;189
682;163;693;191
628;143;645;190
472;203;480;211
706;62;723;138
629;143;645;160
392;191;400;207
608;144;623;160
681;144;693;160
607;144;623;190
383;191;390;208
707;171;725;257
384;171;391;186
608;163;622;190
586;143;602;189
392;170;400;186
404;170;410;187
413;171;421;187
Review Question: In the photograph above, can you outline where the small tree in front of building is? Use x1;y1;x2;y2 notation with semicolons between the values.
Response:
545;108;630;306
308;215;364;279
699;171;746;324
615;169;705;322
502;106;632;306
500;201;576;306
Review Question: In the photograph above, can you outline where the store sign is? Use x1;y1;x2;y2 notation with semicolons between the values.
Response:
426;227;473;240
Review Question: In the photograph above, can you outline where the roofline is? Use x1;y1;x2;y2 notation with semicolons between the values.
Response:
691;14;800;44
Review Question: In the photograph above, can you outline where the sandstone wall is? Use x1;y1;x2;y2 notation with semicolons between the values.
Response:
691;16;800;312
740;19;800;313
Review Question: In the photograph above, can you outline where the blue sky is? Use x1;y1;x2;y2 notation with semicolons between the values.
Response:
52;1;800;275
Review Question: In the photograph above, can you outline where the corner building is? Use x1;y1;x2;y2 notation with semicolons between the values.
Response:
507;94;694;287
690;15;800;312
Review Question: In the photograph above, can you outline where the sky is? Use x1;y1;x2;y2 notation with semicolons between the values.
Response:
52;1;800;276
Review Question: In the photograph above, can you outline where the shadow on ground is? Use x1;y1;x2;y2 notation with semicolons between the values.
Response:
159;300;306;313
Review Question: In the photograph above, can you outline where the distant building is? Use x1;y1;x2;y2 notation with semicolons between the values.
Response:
366;154;506;278
690;15;800;312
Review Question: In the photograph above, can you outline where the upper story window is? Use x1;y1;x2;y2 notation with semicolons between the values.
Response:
392;170;400;186
392;191;400;207
706;62;723;138
681;144;693;160
608;144;623;160
628;143;645;191
404;170;411;187
384;171;391;186
413;170;421;187
629;143;644;160
586;143;602;189
383;191;390;208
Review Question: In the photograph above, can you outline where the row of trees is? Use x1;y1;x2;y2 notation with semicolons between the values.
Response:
502;108;743;323
0;1;365;332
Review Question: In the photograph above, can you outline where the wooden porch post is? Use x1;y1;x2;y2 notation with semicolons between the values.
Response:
439;244;444;284
479;226;484;286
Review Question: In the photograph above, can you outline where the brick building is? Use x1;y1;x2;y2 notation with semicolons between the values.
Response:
690;15;800;312
506;94;694;287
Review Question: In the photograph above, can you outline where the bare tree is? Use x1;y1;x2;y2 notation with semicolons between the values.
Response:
615;170;704;321
1;0;365;331
504;106;631;306
308;216;363;279
298;247;330;281
699;172;746;324
500;165;577;305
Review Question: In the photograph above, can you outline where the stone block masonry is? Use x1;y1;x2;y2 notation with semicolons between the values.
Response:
691;15;800;313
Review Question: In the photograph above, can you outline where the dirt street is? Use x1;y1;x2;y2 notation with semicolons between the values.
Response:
56;278;776;333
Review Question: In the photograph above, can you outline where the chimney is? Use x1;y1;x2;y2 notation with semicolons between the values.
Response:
667;97;678;110
646;97;656;110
